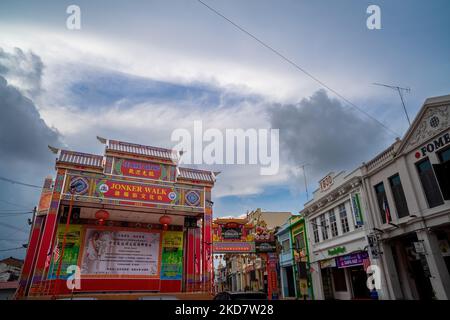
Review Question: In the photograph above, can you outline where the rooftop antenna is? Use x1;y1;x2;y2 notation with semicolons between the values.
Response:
373;83;411;126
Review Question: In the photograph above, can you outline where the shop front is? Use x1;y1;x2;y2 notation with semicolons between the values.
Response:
16;138;217;298
316;250;371;300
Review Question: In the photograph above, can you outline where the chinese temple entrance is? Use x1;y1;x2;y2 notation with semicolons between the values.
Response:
212;217;279;300
16;138;218;299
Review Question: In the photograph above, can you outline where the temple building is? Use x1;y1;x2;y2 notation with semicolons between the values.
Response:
16;137;218;298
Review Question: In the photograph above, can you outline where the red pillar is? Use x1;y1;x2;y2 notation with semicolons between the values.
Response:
203;188;213;294
29;169;66;292
266;252;279;300
15;215;45;298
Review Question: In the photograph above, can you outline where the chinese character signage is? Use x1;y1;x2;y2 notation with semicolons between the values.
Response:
221;224;243;240
160;231;184;280
48;224;82;279
212;241;255;253
62;171;204;210
79;228;161;278
112;158;176;182
255;241;276;253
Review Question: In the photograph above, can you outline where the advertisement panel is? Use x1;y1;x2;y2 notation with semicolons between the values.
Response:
160;231;184;280
336;251;369;268
351;193;364;226
48;224;82;279
79;227;161;278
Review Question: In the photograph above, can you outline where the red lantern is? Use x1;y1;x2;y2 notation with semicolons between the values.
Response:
95;209;109;225
159;215;172;230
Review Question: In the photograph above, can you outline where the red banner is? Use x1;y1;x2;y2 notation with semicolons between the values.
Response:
112;158;176;181
101;180;175;204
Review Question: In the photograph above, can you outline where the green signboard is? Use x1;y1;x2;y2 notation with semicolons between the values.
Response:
48;224;82;279
160;231;184;280
328;246;346;256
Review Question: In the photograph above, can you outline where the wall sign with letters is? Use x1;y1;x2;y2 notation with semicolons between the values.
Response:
415;131;450;159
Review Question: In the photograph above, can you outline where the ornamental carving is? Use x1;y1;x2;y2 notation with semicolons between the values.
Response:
407;105;450;151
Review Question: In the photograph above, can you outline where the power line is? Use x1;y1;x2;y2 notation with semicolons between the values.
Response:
195;0;400;137
0;213;32;218
0;221;30;234
0;175;42;189
0;246;26;252
0;199;31;209
0;209;33;213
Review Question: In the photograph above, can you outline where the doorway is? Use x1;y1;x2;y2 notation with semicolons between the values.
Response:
349;266;371;299
321;268;334;300
285;266;296;297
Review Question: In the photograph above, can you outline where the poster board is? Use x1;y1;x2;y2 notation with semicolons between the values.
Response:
79;227;161;279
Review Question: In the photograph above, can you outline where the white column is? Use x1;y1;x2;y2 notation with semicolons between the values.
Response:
311;262;324;300
416;230;450;300
380;241;404;299
280;267;286;298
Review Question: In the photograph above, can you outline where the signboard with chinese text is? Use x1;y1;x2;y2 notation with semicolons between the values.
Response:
79;227;161;278
212;241;255;253
112;158;176;182
255;241;276;253
48;224;82;279
160;231;184;280
62;171;204;210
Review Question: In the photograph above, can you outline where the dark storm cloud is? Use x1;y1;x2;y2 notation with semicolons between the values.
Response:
269;90;390;180
0;51;60;258
0;75;60;163
0;47;44;98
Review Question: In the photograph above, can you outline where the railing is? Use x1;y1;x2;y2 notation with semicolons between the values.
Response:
279;251;293;263
364;144;397;171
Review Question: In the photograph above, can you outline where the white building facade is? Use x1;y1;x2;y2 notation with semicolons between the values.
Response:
361;94;450;300
301;169;376;300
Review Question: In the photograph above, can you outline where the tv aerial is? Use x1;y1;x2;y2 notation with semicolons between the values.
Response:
373;83;411;126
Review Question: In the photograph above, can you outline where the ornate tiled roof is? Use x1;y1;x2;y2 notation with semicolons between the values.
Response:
58;149;103;168
178;167;217;183
106;139;178;161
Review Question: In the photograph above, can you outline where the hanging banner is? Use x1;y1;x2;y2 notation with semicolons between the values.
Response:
160;231;184;280
79;228;161;278
112;158;176;182
48;224;82;279
351;193;364;226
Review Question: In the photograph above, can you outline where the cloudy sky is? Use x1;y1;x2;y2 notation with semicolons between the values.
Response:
0;0;449;258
